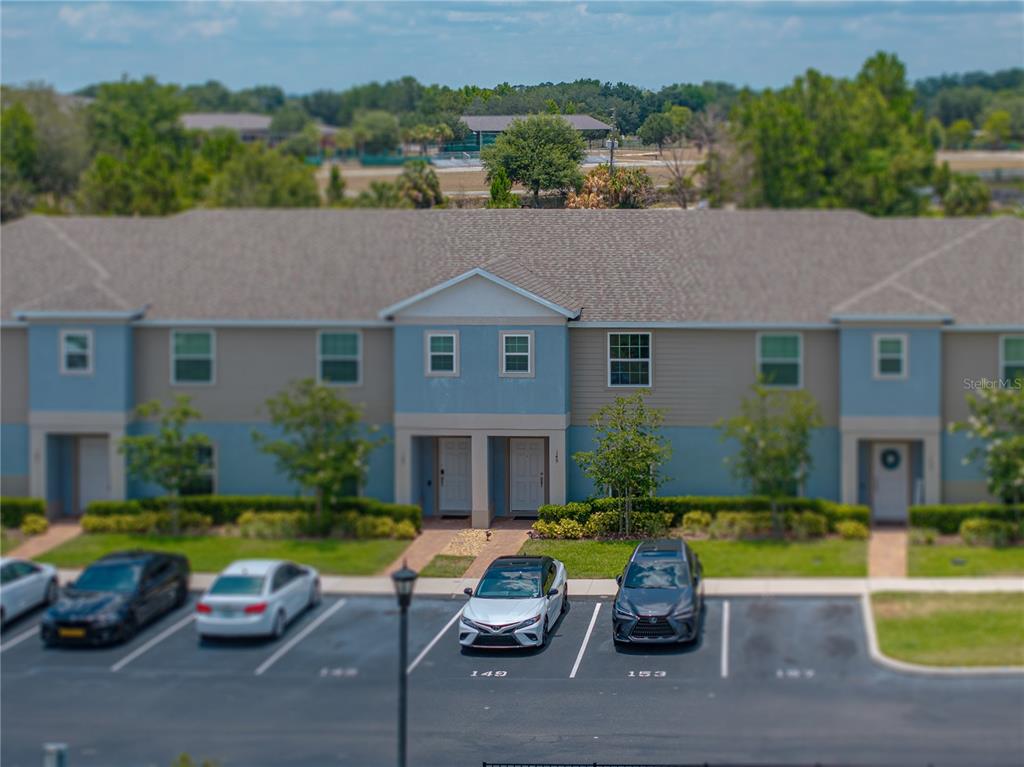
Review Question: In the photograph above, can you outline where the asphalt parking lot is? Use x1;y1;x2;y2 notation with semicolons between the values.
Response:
2;594;1022;767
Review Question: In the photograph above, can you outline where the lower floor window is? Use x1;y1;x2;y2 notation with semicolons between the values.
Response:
181;445;215;496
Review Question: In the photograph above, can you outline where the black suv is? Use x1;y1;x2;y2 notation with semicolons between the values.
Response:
41;550;190;646
612;539;703;645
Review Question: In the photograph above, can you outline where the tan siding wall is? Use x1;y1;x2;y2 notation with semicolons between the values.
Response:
1;328;29;422
942;333;1000;424
134;327;393;423
570;328;838;427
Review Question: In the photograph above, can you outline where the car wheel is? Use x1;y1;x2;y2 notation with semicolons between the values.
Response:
560;584;569;615
121;614;138;644
271;611;286;640
308;580;322;609
45;579;59;605
41;628;56;648
173;579;188;608
540;617;550;648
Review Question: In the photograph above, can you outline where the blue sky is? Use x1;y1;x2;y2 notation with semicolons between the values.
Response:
2;1;1022;93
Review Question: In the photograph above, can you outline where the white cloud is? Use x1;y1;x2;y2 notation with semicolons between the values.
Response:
327;7;358;26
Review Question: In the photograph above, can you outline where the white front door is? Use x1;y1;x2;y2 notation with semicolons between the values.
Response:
872;442;909;523
509;438;545;513
438;438;472;513
77;436;110;514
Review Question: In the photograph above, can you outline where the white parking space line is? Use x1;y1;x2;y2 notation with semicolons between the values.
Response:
110;614;196;672
569;602;602;679
254;599;347;677
407;606;463;675
1;625;40;653
721;600;730;679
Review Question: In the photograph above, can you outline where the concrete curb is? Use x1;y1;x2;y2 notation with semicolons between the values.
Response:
859;593;1024;677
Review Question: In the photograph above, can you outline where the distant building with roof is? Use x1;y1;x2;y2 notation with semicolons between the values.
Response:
448;114;613;153
181;113;338;144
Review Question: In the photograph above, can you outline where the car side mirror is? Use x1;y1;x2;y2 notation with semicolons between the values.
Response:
547;588;559;597
463;587;473;596
615;575;623;586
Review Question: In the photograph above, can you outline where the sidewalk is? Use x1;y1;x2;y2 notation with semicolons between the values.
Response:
461;519;532;579
382;518;464;574
869;528;908;577
7;522;81;559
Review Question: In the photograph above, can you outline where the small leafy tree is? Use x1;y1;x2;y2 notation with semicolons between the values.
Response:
326;164;346;205
638;112;675;153
486;166;518;208
573;393;672;535
253;379;387;522
395;159;446;208
951;385;1024;508
481;114;585;206
119;396;210;535
718;383;823;535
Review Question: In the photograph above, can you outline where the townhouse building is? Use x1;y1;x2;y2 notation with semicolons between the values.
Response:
1;210;1021;528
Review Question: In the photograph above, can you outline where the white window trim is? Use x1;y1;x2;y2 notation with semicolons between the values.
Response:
1000;334;1024;382
316;329;363;387
607;331;653;388
873;333;908;380
425;330;459;377
756;331;804;389
170;328;216;386
499;330;535;378
59;329;93;376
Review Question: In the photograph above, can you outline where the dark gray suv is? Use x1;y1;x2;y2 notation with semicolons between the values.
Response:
612;539;704;645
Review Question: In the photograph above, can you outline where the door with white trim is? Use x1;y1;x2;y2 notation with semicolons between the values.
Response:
509;438;545;513
872;442;908;523
77;436;110;514
438;438;472;513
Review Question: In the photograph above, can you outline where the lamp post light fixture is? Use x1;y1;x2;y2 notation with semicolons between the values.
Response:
391;562;418;767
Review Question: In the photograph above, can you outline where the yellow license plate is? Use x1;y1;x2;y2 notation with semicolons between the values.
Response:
58;627;86;638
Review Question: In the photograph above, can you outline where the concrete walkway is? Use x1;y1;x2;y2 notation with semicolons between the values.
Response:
382;519;464;575
7;521;81;559
869;528;909;578
460;520;533;580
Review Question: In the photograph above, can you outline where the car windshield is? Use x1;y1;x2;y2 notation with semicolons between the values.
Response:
210;575;264;596
475;567;543;599
624;560;689;589
74;563;142;593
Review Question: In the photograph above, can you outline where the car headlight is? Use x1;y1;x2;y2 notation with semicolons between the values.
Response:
461;617;482;631
516;615;541;629
672;603;695;618
614;602;636;619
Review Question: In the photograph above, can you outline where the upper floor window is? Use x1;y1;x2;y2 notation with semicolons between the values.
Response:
181;444;216;496
757;333;802;388
500;331;533;377
1002;335;1024;382
426;331;459;377
318;331;361;385
608;332;651;387
171;330;214;384
59;329;93;375
874;334;907;379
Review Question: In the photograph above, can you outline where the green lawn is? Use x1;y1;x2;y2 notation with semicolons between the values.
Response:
519;538;867;578
873;592;1024;667
909;544;1024;577
37;534;411;576
419;554;475;578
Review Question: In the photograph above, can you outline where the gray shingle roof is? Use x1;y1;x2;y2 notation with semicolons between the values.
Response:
462;114;613;133
2;210;1021;326
181;113;273;132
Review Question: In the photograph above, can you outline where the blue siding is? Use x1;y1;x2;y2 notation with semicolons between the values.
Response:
29;324;134;412
412;437;436;516
394;325;569;414
1;423;29;479
45;435;75;515
568;426;840;502
839;328;941;417
127;421;395;502
942;430;986;482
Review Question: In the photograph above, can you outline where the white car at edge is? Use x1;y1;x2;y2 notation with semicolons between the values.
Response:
195;559;320;640
459;555;568;649
1;557;59;625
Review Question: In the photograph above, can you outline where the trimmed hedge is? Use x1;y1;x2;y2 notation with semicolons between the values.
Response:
85;495;421;530
910;504;1023;535
1;497;46;528
82;512;213;535
538;496;868;532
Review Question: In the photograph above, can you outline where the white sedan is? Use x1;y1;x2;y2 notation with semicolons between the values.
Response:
1;557;59;625
459;555;568;649
195;560;320;640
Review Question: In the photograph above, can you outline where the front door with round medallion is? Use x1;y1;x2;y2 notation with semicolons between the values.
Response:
872;442;909;523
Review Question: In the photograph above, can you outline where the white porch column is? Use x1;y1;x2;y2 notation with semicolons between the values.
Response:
840;430;859;505
470;432;491;529
923;431;941;504
29;427;47;509
548;430;567;505
108;428;126;501
394;428;413;505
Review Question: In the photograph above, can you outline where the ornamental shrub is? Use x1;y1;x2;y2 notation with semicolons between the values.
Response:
531;520;561;539
959;517;1016;547
787;512;828;540
393;520;418;540
355;515;395;540
1;498;46;528
81;512;211;535
556;519;585;539
910;504;1021;534
19;514;49;536
835;520;869;540
681;511;712;535
583;510;621;537
237;511;309;539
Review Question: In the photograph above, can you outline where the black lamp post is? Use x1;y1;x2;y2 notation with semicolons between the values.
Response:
391;562;418;767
